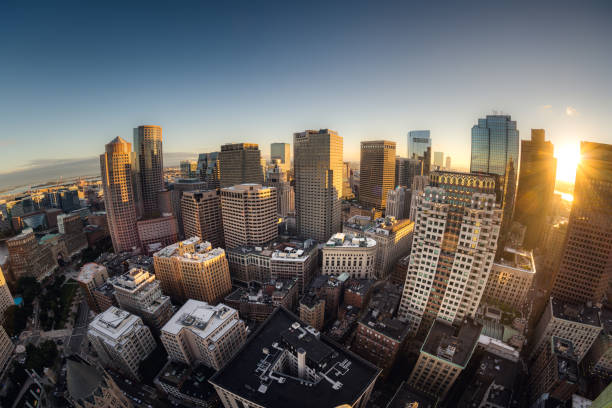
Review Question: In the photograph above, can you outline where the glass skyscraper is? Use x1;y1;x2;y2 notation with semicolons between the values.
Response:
407;130;431;159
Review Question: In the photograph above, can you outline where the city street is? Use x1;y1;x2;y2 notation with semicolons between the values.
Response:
66;299;89;356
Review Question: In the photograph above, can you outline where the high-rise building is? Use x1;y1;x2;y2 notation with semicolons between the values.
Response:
398;172;502;335
111;268;173;332
294;129;343;241
470;115;520;235
219;143;264;187
270;142;291;172
133;125;163;218
180;160;198;179
265;163;295;217
364;218;414;279
395;157;422;189
342;162;355;199
136;216;179;255
100;136;140;253
169;178;207;238
514;129;556;249
386;186;411;220
220;184;277;249
322;232;377;279
196;152;221;190
160;300;247;369
483;247;536;310
88;306;156;380
0;267;13;324
181;190;224;248
7;228;57;281
153;237;232;304
433;151;444;168
57;213;88;256
359;140;396;210
552;142;612;304
0;326;14;373
76;263;109;313
408;130;431;159
445;156;451;169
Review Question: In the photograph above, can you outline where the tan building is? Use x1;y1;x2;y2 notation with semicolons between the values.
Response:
153;237;232;304
364;217;414;279
407;319;482;400
265;162;295;217
484;247;536;310
160;300;247;369
0;266;13;324
220;184;277;249
111;268;173;332
294;129;343;242
134;125;164;218
386;186;411;220
219;143;264;187
66;356;133;408
8;228;57;281
298;293;325;331
181;190;224;248
100;136;140;253
359;140;396;210
136;215;179;255
76;263;109;313
270;142;291;173
88;307;156;380
0;326;14;373
322;232;377;279
57;213;88;256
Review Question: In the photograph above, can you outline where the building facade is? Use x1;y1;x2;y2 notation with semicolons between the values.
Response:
133;125;163;218
136;216;179;255
181;190;224;248
0;267;13;324
270;142;291;172
66;357;133;408
408;130;431;160
484;247;536;310
77;263;109;313
197;152;221;190
219;143;264;187
322;233;377;279
299;293;325;330
395;157;422;189
359;140;396;210
265;162;295;217
386;187;411;220
8;228;57;281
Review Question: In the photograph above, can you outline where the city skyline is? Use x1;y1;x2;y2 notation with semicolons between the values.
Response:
2;1;611;185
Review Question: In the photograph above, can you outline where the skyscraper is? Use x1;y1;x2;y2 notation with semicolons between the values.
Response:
196;152;221;189
470;115;520;235
514;129;557;249
408;130;431;159
134;125;163;218
445;156;451;169
181;190;225;248
294;129;343;241
265;163;295;217
100;136;140;252
433;151;444;168
219;143;264;187
359;140;396;210
180;160;198;178
395;157;422;189
270;142;291;172
551;142;612;304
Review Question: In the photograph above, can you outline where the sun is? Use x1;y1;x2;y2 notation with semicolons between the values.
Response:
555;144;581;183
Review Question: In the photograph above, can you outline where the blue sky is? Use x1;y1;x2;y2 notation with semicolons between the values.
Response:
1;0;611;184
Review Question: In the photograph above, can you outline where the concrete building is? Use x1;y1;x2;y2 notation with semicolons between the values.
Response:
265;162;295;217
299;293;325;330
100;136;140;253
359;140;396;210
408;319;482;400
160;300;247;369
386;186;411;220
93;282;117;313
530;297;602;363
270;142;291;172
134;125;164;218
8;228;57;281
220;184;277;249
294;129;343;242
0;266;14;324
181;190;224;248
219;143;264;187
153;237;232;304
57;213;87;256
76;263;109;313
529;337;579;405
88;307;156;380
0;326;14;373
111;268;173;332
209;307;380;408
398;171;502;336
484;247;536;310
364;217;414;279
66;356;133;408
169;178;207;238
136;215;179;255
322;232;377;279
395;157;422;189
224;278;299;322
584;307;612;379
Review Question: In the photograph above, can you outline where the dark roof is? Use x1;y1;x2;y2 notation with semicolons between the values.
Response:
421;319;482;368
210;307;380;408
386;381;437;408
359;310;409;342
66;358;103;401
550;297;601;327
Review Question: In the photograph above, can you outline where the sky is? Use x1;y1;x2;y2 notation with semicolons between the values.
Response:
1;0;611;187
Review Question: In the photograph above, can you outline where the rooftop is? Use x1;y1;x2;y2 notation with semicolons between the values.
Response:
89;306;142;341
422;319;482;368
157;361;217;403
386;381;437;408
76;263;107;283
325;233;376;248
344;278;375;296
153;237;225;263
227;239;316;262
300;292;324;309
226;279;297;305
495;247;535;273
550;297;601;327
210;307;380;408
161;299;238;339
551;337;579;383
364;217;414;236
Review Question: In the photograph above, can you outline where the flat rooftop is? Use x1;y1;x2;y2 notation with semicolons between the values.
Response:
157;361;217;403
210;307;380;408
495;246;535;273
387;381;437;408
344;278;375;296
153;238;225;263
89;306;140;340
325;232;376;248
365;217;413;236
76;263;107;283
226;279;297;305
550;297;601;327
161;299;238;339
227;239;316;262
422;319;482;368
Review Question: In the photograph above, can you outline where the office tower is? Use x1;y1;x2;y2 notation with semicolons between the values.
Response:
543;220;568;275
359;140;396;210
133;125;163;218
197;152;221;189
528;337;579;405
0;326;14;373
270;142;291;172
88;306;156;380
209;307;380;408
265;162;295;217
224;278;299;322
111;268;173;332
294;129;343;241
180;160;198;178
181;190;224;248
0;267;12;324
409;175;429;221
386;186;411;220
552;142;612;304
322;233;377;279
408;130;432;159
77;263;109;312
470;115;520;235
136;216;179;255
66;356;133;408
483;247;536;310
57;213;88;256
169;178;207;237
220;184;277;249
583;307;611;379
153;237;232;304
395;157;422;189
407;319;482;400
514;129;557;249
219;143;264;187
342;162;355;199
7;228;57;281
364;218;414;279
398;172;502;335
530;298;602;363
445;156;451;169
100;137;140;253
160;300;247;369
433;151;444;168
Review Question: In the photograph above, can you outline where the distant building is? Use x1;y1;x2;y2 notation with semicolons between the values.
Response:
160;300;246;369
209;307;380;408
196;152;221;190
445;156;451;169
66;356;132;408
433;151;444;168
76;263;109;313
529;337;579;405
270;142;291;172
395;157;422;189
265;162;295;217
408;130;431;160
134;125;164;218
219;143;264;187
181;190;224;248
8;228;57;281
484;247;536;310
224;279;299;322
180;160;198;179
342;162;355;199
359;140;396;210
169;177;207;237
57;213;87;256
386;186;411;220
322;232;377;279
88;307;156;380
136;216;179;255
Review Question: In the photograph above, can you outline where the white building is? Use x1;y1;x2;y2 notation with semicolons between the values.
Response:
322;233;377;279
